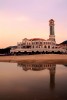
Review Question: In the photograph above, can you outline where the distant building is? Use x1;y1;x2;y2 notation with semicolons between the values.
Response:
10;19;66;54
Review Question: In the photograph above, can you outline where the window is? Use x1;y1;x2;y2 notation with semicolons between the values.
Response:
23;46;26;48
33;46;34;48
44;42;45;44
40;42;42;44
36;42;38;44
44;46;47;48
52;46;54;49
48;46;50;48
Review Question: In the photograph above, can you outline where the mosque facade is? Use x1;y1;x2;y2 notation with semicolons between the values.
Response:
10;19;66;54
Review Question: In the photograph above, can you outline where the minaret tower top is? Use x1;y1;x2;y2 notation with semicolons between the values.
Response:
49;19;54;26
49;19;55;35
49;19;55;42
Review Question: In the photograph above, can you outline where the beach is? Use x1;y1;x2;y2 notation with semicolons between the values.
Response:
0;54;67;64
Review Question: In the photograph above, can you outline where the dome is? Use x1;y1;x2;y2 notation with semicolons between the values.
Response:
29;38;45;41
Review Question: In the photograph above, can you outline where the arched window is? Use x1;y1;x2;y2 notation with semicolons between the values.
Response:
44;42;45;44
52;46;54;49
33;46;34;48
44;46;47;48
48;46;50;48
40;42;42;44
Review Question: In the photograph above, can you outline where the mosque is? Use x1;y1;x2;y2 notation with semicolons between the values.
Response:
10;19;66;54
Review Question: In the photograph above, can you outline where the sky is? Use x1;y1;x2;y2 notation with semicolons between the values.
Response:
0;0;67;48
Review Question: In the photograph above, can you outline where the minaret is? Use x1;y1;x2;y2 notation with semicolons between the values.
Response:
49;19;56;42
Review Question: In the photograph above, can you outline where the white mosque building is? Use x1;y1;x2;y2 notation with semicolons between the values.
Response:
10;19;66;54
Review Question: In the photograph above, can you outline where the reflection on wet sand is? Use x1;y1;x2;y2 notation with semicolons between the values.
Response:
0;62;67;100
17;62;56;90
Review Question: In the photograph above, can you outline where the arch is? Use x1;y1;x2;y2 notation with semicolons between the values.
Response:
44;46;47;48
48;46;50;48
57;51;61;54
36;51;40;54
24;51;27;54
32;51;34;54
42;51;45;54
52;51;54;54
46;51;48;54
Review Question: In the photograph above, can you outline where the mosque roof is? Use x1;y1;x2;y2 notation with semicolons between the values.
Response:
29;38;45;41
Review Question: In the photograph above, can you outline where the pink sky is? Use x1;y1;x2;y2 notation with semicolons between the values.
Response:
0;0;67;48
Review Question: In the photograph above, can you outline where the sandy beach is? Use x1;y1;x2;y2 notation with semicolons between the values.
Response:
0;54;67;64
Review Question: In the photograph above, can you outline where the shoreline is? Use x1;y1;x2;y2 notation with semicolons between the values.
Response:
0;54;67;64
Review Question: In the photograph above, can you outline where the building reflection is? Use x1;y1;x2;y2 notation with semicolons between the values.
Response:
17;62;56;90
50;66;55;90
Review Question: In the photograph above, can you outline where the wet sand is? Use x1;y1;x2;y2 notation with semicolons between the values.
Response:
0;54;67;64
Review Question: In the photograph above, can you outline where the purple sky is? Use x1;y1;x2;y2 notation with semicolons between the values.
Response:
0;0;67;47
